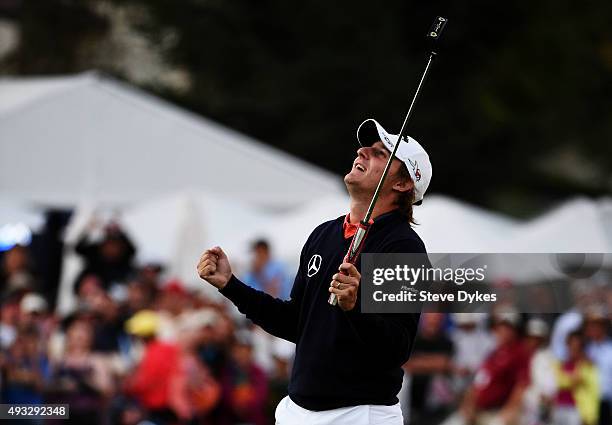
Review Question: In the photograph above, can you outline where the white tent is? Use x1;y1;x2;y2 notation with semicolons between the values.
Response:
483;197;612;283
0;72;344;211
0;199;45;229
57;190;272;315
504;198;612;253
413;195;519;252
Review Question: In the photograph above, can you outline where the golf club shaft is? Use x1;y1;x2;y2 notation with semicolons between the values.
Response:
366;51;436;224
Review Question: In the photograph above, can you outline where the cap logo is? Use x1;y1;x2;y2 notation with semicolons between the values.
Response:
408;158;421;182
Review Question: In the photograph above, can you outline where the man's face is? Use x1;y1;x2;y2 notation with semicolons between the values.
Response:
344;141;406;194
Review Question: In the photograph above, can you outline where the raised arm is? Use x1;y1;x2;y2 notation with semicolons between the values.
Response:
197;246;305;343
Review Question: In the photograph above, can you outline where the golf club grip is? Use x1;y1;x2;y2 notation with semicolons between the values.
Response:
328;221;371;305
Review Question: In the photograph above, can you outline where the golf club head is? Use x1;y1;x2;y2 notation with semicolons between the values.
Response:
427;16;448;41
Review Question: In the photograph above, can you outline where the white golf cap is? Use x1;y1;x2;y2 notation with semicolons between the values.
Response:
357;119;432;203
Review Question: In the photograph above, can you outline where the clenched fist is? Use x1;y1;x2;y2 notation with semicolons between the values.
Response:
197;246;232;289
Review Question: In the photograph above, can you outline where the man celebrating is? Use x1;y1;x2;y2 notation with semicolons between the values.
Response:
198;118;432;424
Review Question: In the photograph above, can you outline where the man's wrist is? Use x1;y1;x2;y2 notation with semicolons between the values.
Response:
219;274;237;292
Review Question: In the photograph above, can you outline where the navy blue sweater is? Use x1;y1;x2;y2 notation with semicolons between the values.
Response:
220;209;425;411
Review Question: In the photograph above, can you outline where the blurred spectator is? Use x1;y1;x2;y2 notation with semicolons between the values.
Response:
90;291;125;353
583;306;612;425
0;298;19;349
460;308;530;425
553;330;600;425
175;310;222;421
137;263;165;289
18;292;56;348
404;313;455;425
123;310;186;424
450;313;494;394
76;273;105;300
198;312;234;379
218;330;268;425
19;292;48;323
266;337;294;422
243;239;290;299
47;319;114;425
125;279;157;317
522;318;557;425
74;221;136;289
1;244;37;297
75;274;126;353
1;326;50;404
156;280;191;342
551;281;594;361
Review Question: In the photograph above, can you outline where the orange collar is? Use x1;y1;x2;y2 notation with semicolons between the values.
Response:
343;214;374;239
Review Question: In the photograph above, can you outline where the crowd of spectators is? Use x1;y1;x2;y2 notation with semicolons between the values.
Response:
405;306;611;425
0;222;611;425
0;224;292;425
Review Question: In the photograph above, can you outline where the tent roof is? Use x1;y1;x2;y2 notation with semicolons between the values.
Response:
505;197;612;253
0;76;78;115
0;72;344;210
413;195;519;252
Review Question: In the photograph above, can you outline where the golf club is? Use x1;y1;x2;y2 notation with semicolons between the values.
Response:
329;16;448;306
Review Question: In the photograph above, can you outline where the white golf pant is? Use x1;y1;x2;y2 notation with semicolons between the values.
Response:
275;395;403;425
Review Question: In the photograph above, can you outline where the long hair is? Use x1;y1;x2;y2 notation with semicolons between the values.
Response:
394;164;417;225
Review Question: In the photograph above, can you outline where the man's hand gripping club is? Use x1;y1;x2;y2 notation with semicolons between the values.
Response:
329;263;360;311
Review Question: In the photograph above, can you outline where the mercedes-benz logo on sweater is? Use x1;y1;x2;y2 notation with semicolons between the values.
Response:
307;254;322;277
